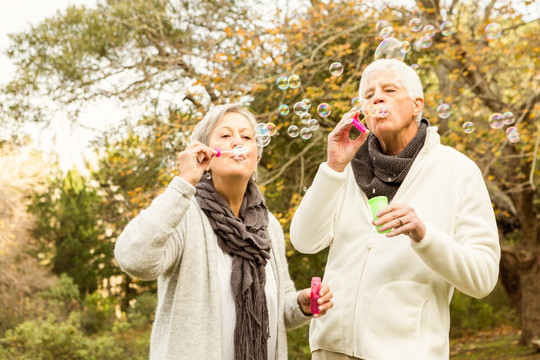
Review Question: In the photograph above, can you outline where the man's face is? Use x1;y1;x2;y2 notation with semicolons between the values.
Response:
361;70;423;138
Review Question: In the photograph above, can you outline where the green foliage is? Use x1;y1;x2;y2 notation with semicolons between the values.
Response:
126;292;157;329
0;313;124;360
81;291;117;334
450;283;519;337
29;169;115;296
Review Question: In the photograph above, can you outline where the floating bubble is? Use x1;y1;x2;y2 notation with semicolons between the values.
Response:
288;74;301;89
276;76;288;90
279;104;289;116
463;122;475;134
351;96;362;109
256;135;271;147
410;64;420;72
300;127;312;140
485;23;502;40
317;103;331;117
420;36;433;49
408;18;422;32
488;113;504;129
423;24;436;38
502;111;515;125
287;125;300;138
379;26;394;38
374;37;405;61
307;119;320;131
300;112;311;124
266;123;277;136
254;122;270;137
375;20;392;33
440;21;455;36
302;98;312;109
400;41;412;54
293;101;309;116
506;126;519;142
329;62;344;76
436;103;451;118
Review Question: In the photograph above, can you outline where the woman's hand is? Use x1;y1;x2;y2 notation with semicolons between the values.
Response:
177;142;217;186
373;203;427;243
297;283;334;318
327;108;370;172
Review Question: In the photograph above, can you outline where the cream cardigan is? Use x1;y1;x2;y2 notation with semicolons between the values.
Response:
115;176;310;359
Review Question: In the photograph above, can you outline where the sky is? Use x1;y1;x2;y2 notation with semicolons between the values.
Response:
0;0;126;173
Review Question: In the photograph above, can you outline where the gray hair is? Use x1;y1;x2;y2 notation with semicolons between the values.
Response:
190;103;262;182
358;59;424;123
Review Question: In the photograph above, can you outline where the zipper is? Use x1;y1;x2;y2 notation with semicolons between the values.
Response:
351;198;376;356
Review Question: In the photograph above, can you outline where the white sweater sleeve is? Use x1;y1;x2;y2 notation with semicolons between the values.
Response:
290;162;348;254
411;163;501;299
114;176;196;281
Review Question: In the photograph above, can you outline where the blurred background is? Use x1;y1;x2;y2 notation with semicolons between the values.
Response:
1;0;539;358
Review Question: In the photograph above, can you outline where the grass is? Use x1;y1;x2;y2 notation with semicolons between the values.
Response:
450;326;540;359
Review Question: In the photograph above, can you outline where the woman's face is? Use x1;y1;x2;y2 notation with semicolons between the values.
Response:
361;69;423;139
207;112;258;181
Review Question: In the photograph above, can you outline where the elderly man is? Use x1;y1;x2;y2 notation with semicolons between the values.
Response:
290;59;500;360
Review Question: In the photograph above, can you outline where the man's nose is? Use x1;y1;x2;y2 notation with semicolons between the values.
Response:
372;89;385;104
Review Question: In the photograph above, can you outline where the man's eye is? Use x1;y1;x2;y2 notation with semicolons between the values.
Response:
221;134;230;138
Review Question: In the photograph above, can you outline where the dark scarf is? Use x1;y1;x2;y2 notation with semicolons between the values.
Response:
195;176;271;360
351;119;429;201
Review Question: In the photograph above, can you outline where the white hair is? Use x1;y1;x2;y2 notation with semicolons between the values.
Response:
358;59;424;123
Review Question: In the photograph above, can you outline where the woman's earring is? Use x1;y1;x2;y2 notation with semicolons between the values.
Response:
204;170;211;180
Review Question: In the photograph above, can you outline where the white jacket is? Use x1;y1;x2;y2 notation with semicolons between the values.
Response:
290;127;500;360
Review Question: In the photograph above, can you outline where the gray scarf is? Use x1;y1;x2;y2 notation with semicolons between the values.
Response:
195;176;271;360
351;119;428;201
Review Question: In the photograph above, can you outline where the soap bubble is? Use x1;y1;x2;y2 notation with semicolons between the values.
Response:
300;127;312;140
423;24;436;38
488;113;504;129
502;111;515;125
376;20;393;38
420;36;433;49
279;104;289;116
255;123;270;137
293;101;309;116
351;96;362;109
329;62;344;76
506;126;519;142
288;74;301;89
440;21;455;36
276;76;288;90
256;135;271;147
408;18;422;32
401;41;412;53
302;98;312;109
463;122;475;134
298;113;310;124
364;103;388;117
410;64;420;72
436;103;451;118
485;23;502;40
307;119;320;131
317;103;332;117
374;37;405;61
266;123;277;136
287;125;299;138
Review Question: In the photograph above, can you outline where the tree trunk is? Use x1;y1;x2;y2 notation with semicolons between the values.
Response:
517;243;540;346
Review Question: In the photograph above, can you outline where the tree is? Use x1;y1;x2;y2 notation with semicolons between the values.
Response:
2;0;540;350
29;168;113;296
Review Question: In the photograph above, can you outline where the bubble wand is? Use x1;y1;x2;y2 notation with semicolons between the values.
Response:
352;113;367;133
214;145;249;157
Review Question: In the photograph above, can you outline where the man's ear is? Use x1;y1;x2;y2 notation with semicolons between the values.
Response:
413;98;424;117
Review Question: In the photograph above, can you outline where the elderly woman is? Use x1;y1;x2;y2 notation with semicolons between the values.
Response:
115;103;333;359
290;59;500;360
